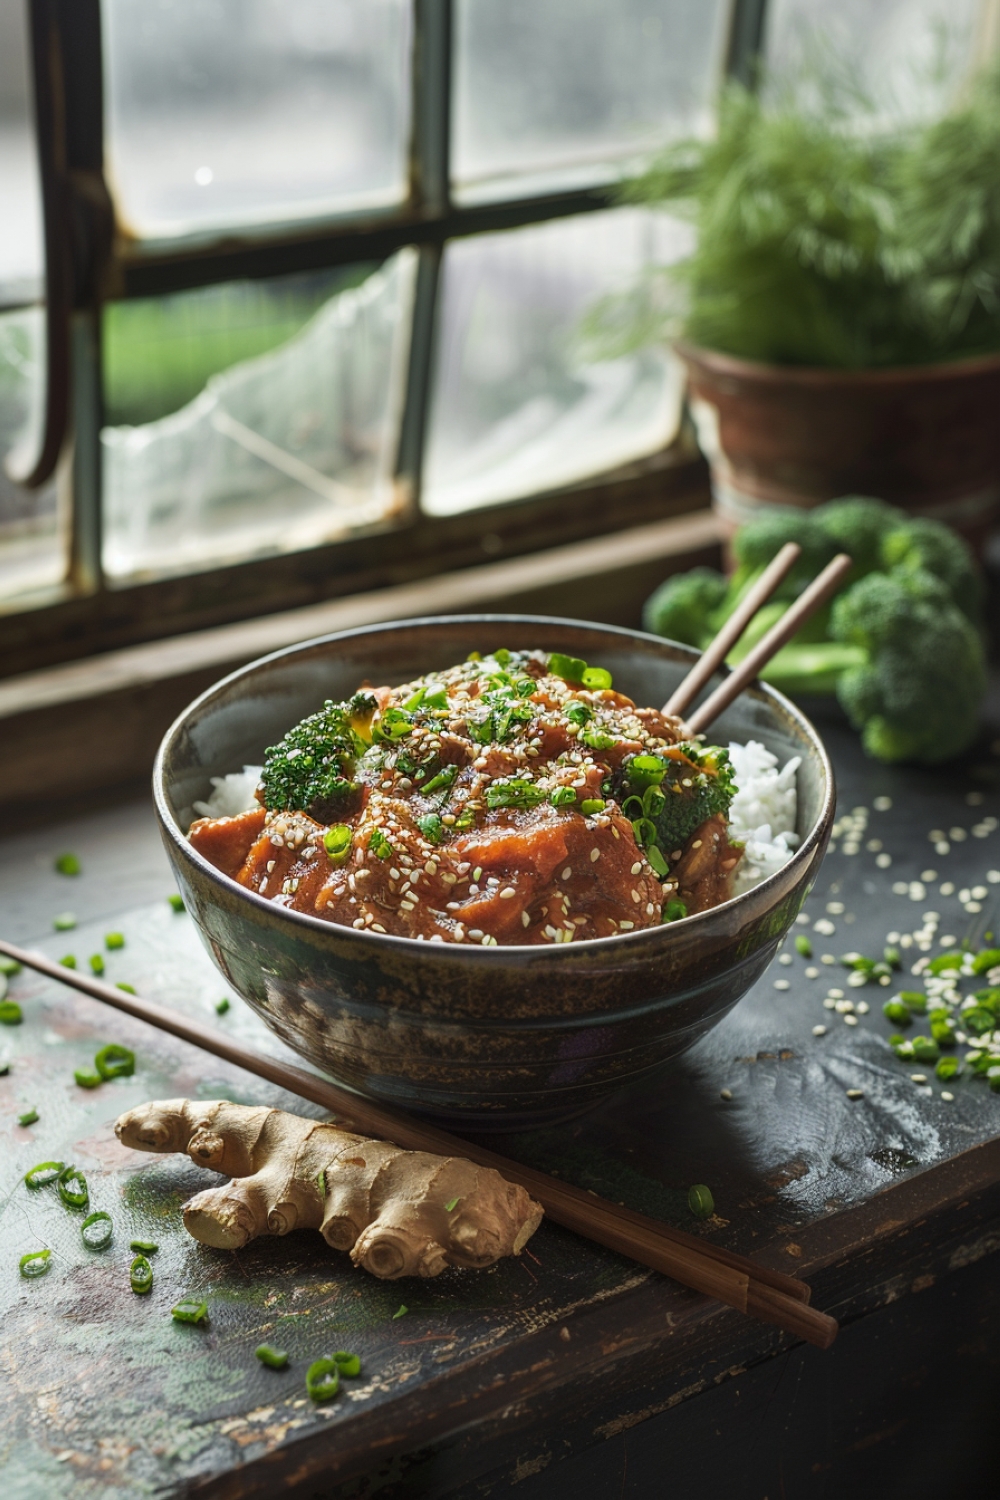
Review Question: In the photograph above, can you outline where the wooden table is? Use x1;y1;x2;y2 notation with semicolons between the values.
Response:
3;701;1000;1499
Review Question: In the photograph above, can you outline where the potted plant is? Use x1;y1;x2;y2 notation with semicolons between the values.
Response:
592;67;1000;544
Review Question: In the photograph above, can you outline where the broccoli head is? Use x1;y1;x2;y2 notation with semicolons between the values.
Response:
642;566;727;648
880;516;983;626
261;699;364;820
728;506;836;602
813;495;903;577
831;568;987;764
614;744;737;861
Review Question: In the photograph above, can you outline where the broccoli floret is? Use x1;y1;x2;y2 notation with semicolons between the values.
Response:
880;516;983;625
642;567;727;647
615;745;737;857
261;699;363;820
813;496;903;577
830;569;987;763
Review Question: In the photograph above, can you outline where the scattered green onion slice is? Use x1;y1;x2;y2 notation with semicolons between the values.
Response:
116;983;136;995
417;813;444;845
936;1056;960;1081
81;1211;113;1250
581;666;613;691
0;1001;23;1025
130;1238;159;1254
369;829;395;859
316;1169;327;1197
24;1160;65;1188
20;1248;52;1279
53;912;77;931
18;1108;39;1127
421;764;459;797
795;935;813;958
89;954;105;976
55;852;81;876
215;997;230;1015
74;1068;102;1089
687;1184;715;1220
94;1044;135;1080
323;825;353;863
580;725;617;751
0;957;21;977
168;893;185;912
444;1197;460;1212
883;999;911;1027
255;1343;289;1369
171;1298;208;1323
130;1256;154;1294
105;932;125;950
579;798;604;815
332;1351;361;1377
57;1165;89;1209
59;955;77;969
646;845;669;878
392;1304;408;1319
550;787;577;808
883;945;901;969
548;653;587;683
662;899;688;924
306;1356;340;1402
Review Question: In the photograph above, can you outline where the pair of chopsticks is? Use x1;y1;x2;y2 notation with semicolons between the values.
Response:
0;939;838;1349
663;543;853;732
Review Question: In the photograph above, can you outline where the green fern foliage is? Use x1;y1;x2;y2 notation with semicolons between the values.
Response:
610;67;1000;369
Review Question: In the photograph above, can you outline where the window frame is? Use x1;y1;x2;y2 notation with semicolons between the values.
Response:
1;0;766;676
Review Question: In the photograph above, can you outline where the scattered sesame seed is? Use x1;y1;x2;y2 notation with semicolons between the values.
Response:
499;887;516;899
779;953;793;966
821;954;836;965
844;1014;859;1026
813;919;836;935
795;914;811;926
812;1025;827;1036
846;1089;864;1100
720;1088;733;1101
941;1091;955;1102
875;853;893;869
805;966;819;979
774;979;790;991
562;867;572;881
521;911;531;928
873;796;892;811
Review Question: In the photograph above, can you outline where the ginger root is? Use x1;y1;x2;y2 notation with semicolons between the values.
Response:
115;1099;543;1279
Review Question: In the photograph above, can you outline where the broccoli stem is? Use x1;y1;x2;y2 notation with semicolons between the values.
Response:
758;642;867;697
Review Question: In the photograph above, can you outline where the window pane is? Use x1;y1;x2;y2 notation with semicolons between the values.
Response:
765;0;985;119
102;253;417;581
0;3;60;601
103;0;412;242
421;209;689;517
451;0;731;204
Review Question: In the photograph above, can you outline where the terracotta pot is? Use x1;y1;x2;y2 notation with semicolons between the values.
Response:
677;342;1000;547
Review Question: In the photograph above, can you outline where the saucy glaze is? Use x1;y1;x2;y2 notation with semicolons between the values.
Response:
189;651;742;946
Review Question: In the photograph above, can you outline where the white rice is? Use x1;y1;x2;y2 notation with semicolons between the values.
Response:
188;742;800;899
192;766;263;820
727;740;800;896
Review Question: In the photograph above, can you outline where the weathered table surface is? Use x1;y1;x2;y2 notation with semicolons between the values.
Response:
3;701;1000;1499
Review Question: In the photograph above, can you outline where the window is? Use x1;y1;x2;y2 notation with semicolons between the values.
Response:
3;0;977;674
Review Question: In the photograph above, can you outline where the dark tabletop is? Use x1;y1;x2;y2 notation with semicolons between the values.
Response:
3;699;1000;1499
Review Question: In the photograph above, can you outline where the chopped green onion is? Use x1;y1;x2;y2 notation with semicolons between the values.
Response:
0;957;22;977
687;1184;715;1220
928;952;963;975
548;652;587;683
215;997;230;1015
579;798;604;815
795;935;813;958
168;893;186;912
898;991;927;1013
117;983;136;995
485;779;547;810
323;824;353;863
59;955;77;969
89;954;105;976
423;686;448;711
883;999;912;1027
631;817;658;849
316;1170;326;1197
566;702;592;727
421;764;459;797
883;945;902;969
662;899;688;923
94;1044;135;1080
20;1248;52;1279
0;1000;22;1025
935;1056;961;1081
580;725;617;751
18;1108;39;1127
24;1160;65;1188
392;1304;408;1319
402;686;426;711
372;707;413;743
58;1166;89;1209
910;1036;941;1063
646;845;669;877
306;1356;340;1402
81;1211;113;1250
255;1343;289;1369
550;787;577;808
105;932;125;950
53;912;77;931
972;948;1000;975
130;1239;159;1253
74;1068;102;1089
417;814;444;845
962;1008;995;1037
130;1256;154;1294
627;754;668;789
55;853;81;876
444;1197;460;1212
332;1351;361;1377
581;666;613;691
642;785;666;819
171;1298;208;1323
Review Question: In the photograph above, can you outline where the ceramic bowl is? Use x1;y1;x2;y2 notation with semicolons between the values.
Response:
153;616;834;1130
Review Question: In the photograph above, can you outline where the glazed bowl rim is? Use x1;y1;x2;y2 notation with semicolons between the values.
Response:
153;613;835;959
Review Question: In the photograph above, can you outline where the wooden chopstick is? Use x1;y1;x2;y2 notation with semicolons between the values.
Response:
663;542;803;720
684;552;854;738
0;939;838;1349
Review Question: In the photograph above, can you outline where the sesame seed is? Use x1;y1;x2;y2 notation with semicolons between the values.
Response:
499;887;516;899
619;920;634;930
720;1088;733;1100
631;862;642;875
812;1025;827;1036
779;953;793;966
846;1089;864;1100
631;890;641;903
774;979;790;990
941;1091;955;1101
562;867;572;881
590;849;600;862
521;911;531;928
468;928;484;940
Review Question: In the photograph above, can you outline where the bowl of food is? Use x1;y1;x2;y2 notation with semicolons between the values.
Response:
153;615;834;1129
